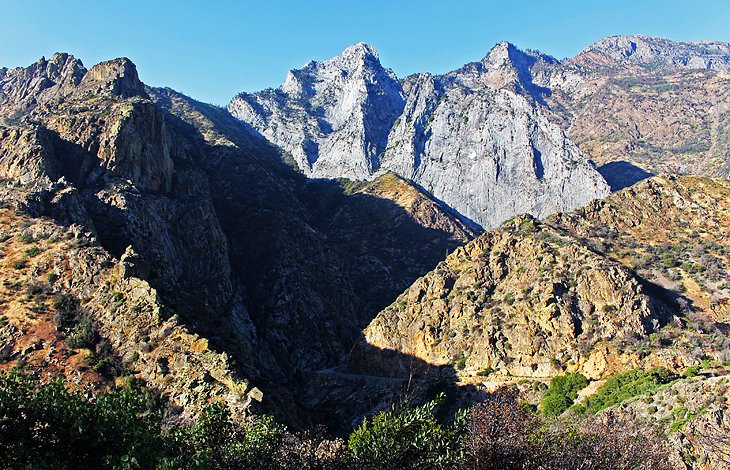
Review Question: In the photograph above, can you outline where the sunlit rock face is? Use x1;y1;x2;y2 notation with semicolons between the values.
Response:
229;42;610;229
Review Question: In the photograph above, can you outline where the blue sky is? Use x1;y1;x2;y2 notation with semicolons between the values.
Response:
2;0;730;105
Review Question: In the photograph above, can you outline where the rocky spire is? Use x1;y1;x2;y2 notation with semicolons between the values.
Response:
80;57;148;98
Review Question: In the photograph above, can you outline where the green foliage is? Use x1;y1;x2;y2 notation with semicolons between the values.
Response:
0;373;674;469
52;293;98;349
0;372;287;469
0;372;164;469
476;367;494;377
683;365;701;378
12;259;27;270
348;393;467;468
66;316;97;349
166;401;286;469
53;293;81;328
24;246;42;257
540;373;588;417
577;367;677;415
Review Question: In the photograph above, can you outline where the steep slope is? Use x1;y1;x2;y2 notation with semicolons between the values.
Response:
353;176;729;382
229;43;610;230
300;172;476;318
0;192;257;420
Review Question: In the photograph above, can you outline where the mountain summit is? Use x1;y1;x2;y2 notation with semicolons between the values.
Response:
229;43;404;179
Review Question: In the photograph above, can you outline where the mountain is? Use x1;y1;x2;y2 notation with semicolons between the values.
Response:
2;35;730;467
229;43;611;230
230;35;730;207
572;35;730;71
498;35;730;186
352;175;729;381
229;43;405;180
0;53;476;423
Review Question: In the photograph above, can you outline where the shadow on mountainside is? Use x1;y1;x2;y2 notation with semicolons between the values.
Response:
598;161;654;191
13;94;477;429
300;339;490;435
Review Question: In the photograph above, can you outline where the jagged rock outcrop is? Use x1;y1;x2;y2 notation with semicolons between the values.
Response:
0;53;85;122
0;125;60;185
229;43;405;179
229;43;610;229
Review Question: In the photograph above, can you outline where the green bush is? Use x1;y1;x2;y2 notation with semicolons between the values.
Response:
0;372;164;469
170;402;286;469
348;393;467;468
683;365;701;378
577;367;677;415
0;372;287;469
540;373;588;417
66;316;97;349
53;293;81;329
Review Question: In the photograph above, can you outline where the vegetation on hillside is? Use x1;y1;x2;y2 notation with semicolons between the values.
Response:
540;373;588;417
574;367;678;415
0;372;673;469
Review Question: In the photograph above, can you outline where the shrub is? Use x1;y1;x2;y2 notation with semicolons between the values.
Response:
0;372;163;469
476;367;494;377
578;367;677;415
170;402;286;469
683;365;701;378
463;387;538;468
348;393;466;468
12;259;27;270
540;373;588;417
24;246;42;257
65;316;97;349
455;353;467;371
53;293;81;328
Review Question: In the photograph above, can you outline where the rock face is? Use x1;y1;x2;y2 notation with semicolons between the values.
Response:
230;36;730;223
0;53;85;121
229;43;610;229
229;43;405;180
352;176;730;381
382;72;608;229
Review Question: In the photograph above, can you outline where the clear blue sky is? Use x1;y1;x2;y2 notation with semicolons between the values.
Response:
2;0;730;105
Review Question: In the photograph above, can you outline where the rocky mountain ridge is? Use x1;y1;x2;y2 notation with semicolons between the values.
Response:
572;35;730;71
230;35;730;220
229;42;613;229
